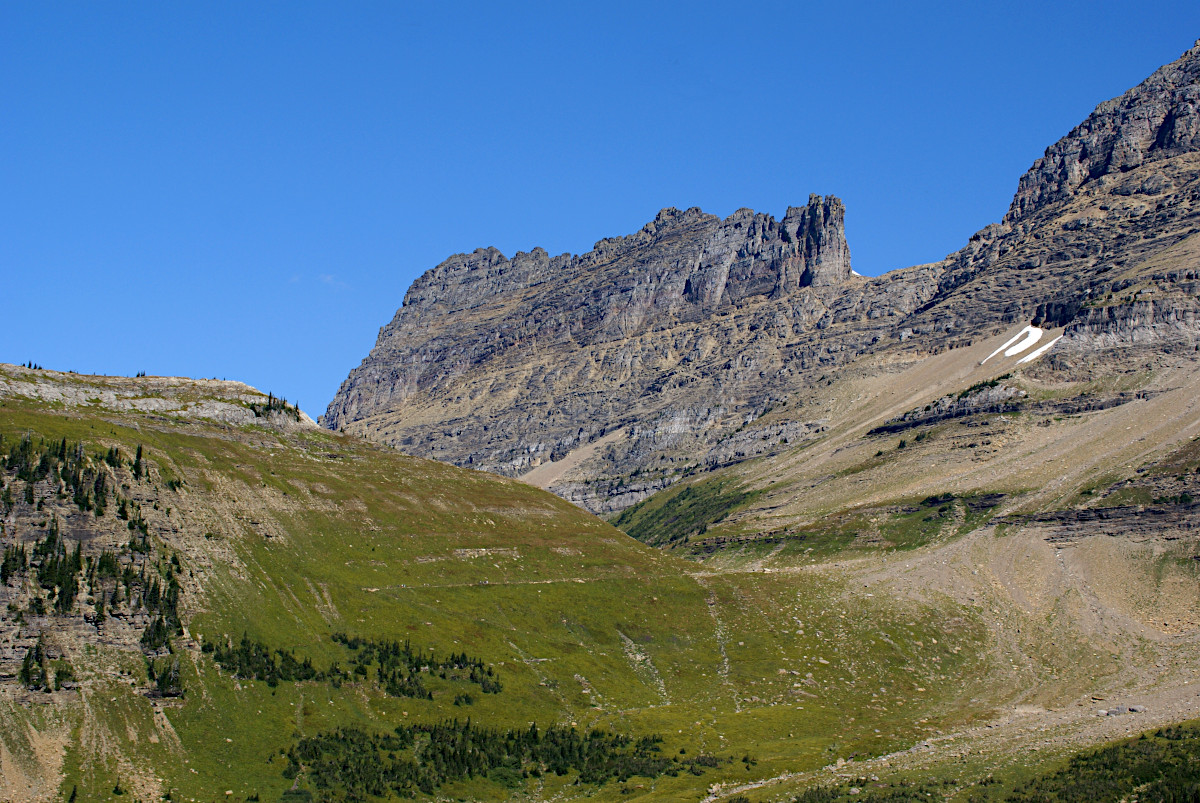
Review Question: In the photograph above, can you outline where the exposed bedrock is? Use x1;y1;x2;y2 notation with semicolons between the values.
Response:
326;41;1200;514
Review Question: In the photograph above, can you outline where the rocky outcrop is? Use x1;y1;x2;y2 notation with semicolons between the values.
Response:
326;41;1200;514
868;384;1028;435
868;385;1156;437
324;195;853;434
999;501;1200;545
0;364;317;430
1007;39;1200;222
1062;298;1200;351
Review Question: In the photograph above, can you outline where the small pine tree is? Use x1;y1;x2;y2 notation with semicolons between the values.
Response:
18;637;49;690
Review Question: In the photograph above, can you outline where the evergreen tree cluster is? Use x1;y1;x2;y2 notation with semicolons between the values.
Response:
1;542;28;584
1;429;185;694
1;432;174;619
285;719;720;800
94;549;120;578
1;516;101;617
146;655;184;697
0;521;88;616
205;633;326;687
139;564;183;651
249;392;301;422
16;635;72;692
793;722;1200;803
124;500;151;551
110;492;157;555
203;632;503;702
18;635;50;690
33;519;83;613
333;633;502;697
85;547;175;631
1007;722;1200;803
0;434;151;517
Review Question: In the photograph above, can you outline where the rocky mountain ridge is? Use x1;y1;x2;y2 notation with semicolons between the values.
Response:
0;369;316;431
1006;40;1200;221
323;194;851;427
326;39;1200;515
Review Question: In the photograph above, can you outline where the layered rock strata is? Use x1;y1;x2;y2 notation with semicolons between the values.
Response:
324;195;911;512
327;40;1200;514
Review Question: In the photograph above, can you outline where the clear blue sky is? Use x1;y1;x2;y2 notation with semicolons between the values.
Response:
3;3;1198;416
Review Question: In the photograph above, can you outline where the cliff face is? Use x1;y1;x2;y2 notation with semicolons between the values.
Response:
327;41;1200;514
1007;42;1200;222
322;193;901;513
324;195;852;433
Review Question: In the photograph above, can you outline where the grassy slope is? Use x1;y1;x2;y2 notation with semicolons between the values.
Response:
612;476;762;547
1;347;1196;800
601;284;1200;799
621;319;1200;568
0;373;995;803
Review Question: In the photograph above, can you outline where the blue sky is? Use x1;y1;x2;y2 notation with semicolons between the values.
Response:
3;3;1198;416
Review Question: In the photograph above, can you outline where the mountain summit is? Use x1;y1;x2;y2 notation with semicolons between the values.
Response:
1007;37;1200;222
323;194;864;511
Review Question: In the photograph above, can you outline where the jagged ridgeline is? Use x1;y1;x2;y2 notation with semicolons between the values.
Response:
1;365;1001;802
326;41;1200;519
323;195;863;514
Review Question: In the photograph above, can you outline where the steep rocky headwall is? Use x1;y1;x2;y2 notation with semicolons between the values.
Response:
320;190;955;512
324;195;852;434
326;41;1200;514
1007;39;1200;222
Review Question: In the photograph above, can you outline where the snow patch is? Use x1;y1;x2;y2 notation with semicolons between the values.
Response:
981;325;1043;365
1016;334;1062;365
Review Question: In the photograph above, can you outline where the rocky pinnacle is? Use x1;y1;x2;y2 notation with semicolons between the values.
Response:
323;195;851;434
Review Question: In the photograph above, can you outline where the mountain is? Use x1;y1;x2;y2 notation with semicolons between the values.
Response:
325;40;1200;518
6;37;1200;803
322;194;877;514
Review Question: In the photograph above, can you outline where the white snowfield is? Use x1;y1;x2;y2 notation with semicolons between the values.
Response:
981;324;1045;365
1016;334;1063;365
